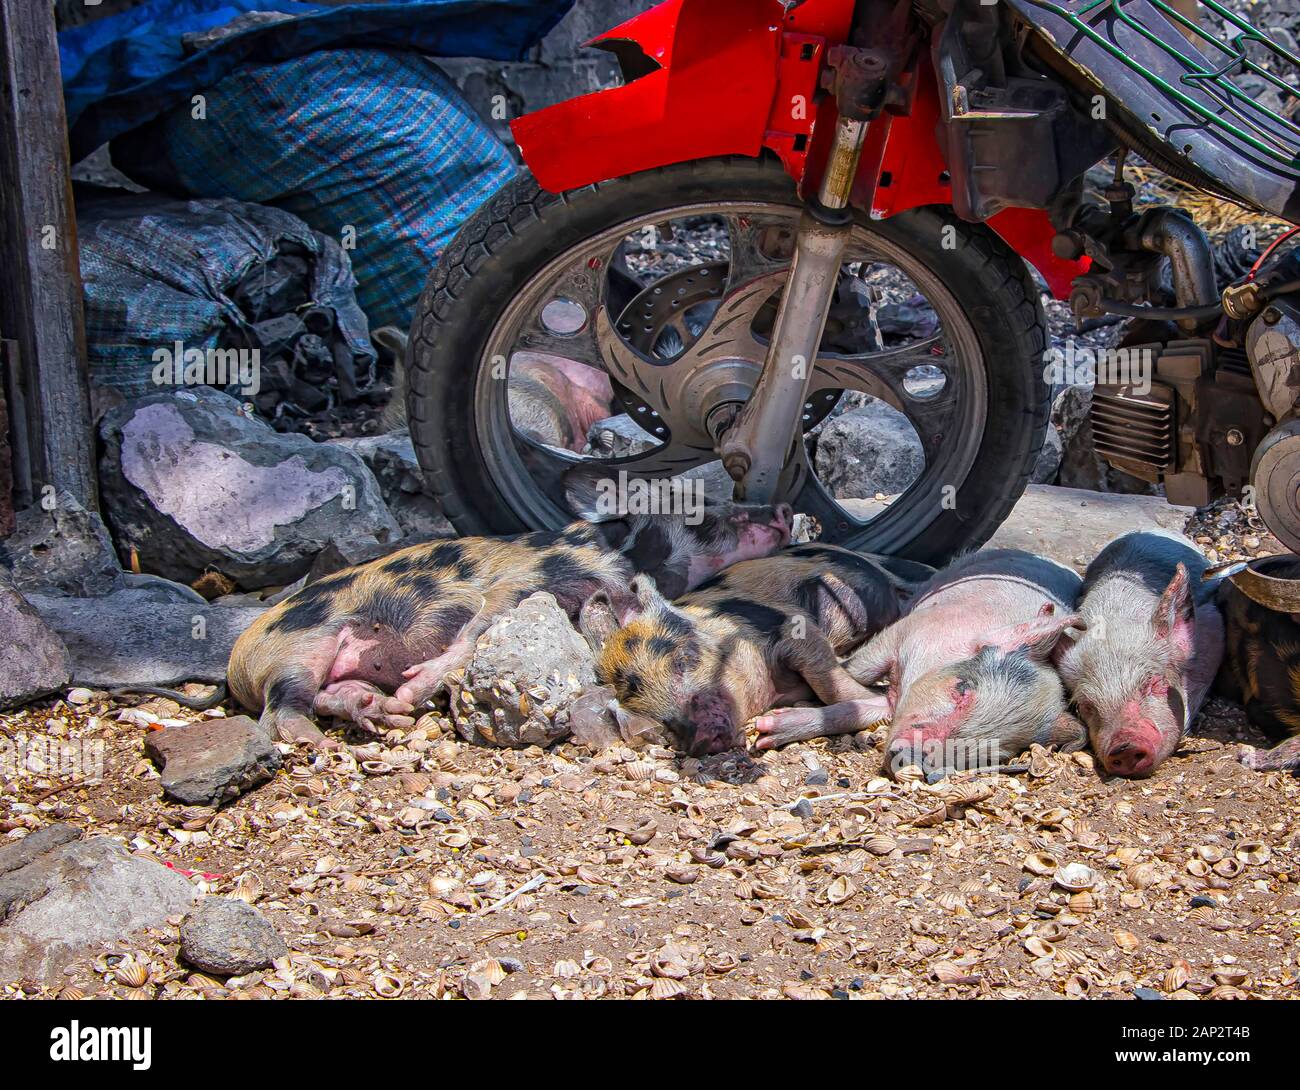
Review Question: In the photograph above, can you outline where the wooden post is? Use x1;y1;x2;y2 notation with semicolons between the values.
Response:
0;0;97;512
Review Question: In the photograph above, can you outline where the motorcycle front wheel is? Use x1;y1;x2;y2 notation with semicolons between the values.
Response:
407;155;1049;564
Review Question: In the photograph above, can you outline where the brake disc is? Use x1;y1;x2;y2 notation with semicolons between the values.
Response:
608;262;841;442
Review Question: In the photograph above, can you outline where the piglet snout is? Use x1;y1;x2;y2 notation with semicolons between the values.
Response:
1102;730;1159;778
885;733;928;777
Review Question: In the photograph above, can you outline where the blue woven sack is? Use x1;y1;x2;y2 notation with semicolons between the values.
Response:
78;190;375;400
113;48;517;330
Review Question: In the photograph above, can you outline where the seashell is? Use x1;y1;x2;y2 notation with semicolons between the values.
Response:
1207;984;1248;1000
665;863;698;885
553;959;581;979
1189;905;1221;925
1163;963;1190;992
1024;852;1059;876
825;876;856;905
623;761;656;782
1236;842;1270;865
1058;948;1087;969
1034;921;1068;943
469;958;509;986
1028;749;1055;778
650;977;687;999
937;782;993;806
909;802;949;828
1033;807;1070;826
739;906;764;925
1213;857;1243;879
707;952;740;974
1053;863;1098;891
582;955;613;974
1113;846;1142;866
439;830;471;850
1024;937;1055;958
894;764;924;783
1186;858;1210;877
1194;844;1225;864
122;986;153;1000
1126;862;1161;890
1213;970;1248;987
864;835;897;856
781;981;831;1000
1112;930;1141;953
1069;891;1095;914
57;985;86;1001
372;972;405;998
933;962;979;985
936;890;967;914
232;872;263;904
461;798;493;821
114;957;149;989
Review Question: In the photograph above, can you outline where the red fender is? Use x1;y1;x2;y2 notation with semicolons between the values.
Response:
511;0;1085;297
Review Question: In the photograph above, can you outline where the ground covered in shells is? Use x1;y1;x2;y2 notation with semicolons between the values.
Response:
2;668;1298;1001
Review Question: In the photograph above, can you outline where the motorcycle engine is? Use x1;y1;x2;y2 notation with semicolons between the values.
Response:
1089;339;1265;507
1089;286;1300;552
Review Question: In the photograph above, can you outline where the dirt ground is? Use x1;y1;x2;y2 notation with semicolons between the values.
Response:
3;644;1298;1001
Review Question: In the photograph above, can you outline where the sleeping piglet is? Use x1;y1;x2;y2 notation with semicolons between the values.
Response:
1056;530;1224;778
756;549;1087;779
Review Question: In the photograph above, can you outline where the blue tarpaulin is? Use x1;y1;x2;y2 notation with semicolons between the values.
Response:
60;0;576;162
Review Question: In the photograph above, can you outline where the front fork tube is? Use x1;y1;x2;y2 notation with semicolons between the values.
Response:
718;117;867;503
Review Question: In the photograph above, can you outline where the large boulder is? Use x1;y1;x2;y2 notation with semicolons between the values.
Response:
0;576;72;709
0;491;121;597
814;396;924;499
26;584;264;688
98;389;401;588
0;825;197;985
329;432;452;541
450;592;598;747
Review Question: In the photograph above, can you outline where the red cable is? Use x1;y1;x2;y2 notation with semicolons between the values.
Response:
1248;225;1300;280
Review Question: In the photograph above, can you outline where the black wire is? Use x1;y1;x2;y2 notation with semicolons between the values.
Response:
1098;298;1224;321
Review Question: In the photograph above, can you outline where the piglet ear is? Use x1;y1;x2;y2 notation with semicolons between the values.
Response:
984;611;1087;661
578;589;640;650
1036;711;1088;752
1152;563;1194;641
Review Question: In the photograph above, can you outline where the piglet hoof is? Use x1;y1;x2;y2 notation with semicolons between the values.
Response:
1237;745;1261;771
275;713;335;750
354;694;417;734
752;708;819;750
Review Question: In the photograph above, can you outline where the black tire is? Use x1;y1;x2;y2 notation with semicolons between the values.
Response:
407;156;1048;564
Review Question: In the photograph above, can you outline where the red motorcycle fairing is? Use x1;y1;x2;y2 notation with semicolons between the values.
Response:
510;0;1087;297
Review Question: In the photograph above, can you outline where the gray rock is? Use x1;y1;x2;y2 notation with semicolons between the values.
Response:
0;827;197;984
986;484;1195;572
99;389;401;589
26;586;264;688
329;432;452;541
451;592;598;747
583;414;657;459
308;534;405;582
0;576;72;710
1031;423;1064;485
814;396;924;499
179;897;287;976
0;491;120;596
144;715;281;806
